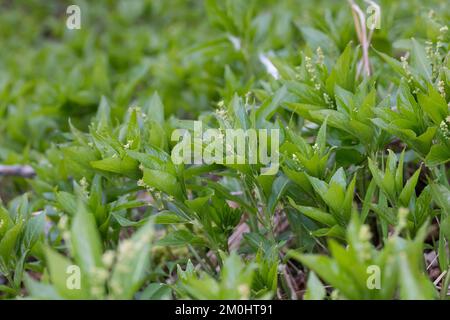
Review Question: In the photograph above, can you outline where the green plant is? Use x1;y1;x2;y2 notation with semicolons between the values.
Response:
0;0;448;301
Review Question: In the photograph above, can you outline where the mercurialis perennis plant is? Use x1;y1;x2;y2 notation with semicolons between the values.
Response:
0;0;448;301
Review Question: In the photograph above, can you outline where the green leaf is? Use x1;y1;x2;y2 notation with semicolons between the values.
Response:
24;274;63;300
231;94;249;130
425;144;450;166
430;184;450;215
442;216;450;241
139;283;171;300
417;83;448;125
329;167;347;189
395;150;405;195
110;220;154;299
256;86;288;125
144;92;165;123
91;156;140;179
157;229;204;247
45;247;89;299
0;223;22;263
290;252;361;299
96;96;111;130
267;175;289;215
154;211;188;224
307;175;329;196
304;272;326;300
316;118;328;156
411;39;432;82
0;206;12;238
56;191;78;216
142;168;183;200
342;175;356;221
289;198;337;227
298;26;338;55
398;253;437;300
112;211;148;227
361;179;377;222
23;213;45;249
398;167;421;207
70;202;103;279
373;48;408;78
326;44;355;95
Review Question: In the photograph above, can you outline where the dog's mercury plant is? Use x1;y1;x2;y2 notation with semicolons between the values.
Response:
0;0;448;300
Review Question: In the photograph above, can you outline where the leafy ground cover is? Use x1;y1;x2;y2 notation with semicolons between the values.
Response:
0;0;449;300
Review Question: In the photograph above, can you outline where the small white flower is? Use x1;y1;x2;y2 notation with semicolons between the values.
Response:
440;119;450;140
80;177;88;189
437;80;446;97
316;47;324;65
137;179;146;187
123;140;133;149
102;250;115;268
398;207;409;230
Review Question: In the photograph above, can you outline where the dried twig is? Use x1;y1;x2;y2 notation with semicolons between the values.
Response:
433;270;447;286
0;165;35;178
228;219;250;251
348;0;372;77
282;264;298;300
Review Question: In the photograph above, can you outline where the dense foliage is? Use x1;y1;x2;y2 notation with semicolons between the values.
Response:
0;0;449;300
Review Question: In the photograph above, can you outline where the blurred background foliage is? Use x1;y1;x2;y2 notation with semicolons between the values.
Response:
0;0;448;154
0;0;449;300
